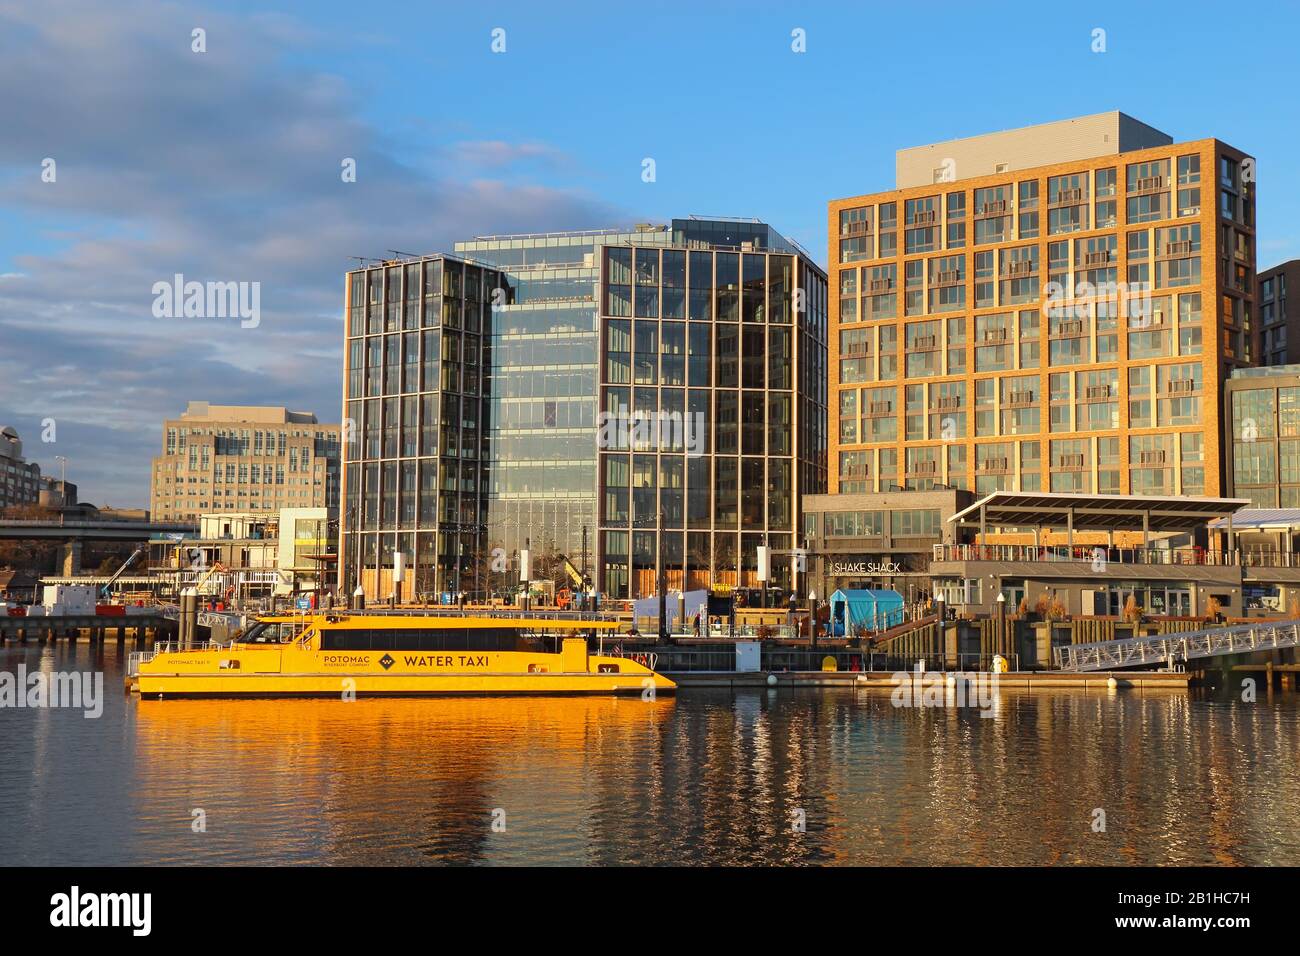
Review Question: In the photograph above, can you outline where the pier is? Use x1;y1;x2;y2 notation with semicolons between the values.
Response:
0;612;176;646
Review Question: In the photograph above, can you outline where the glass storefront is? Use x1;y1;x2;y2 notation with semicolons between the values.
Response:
1104;584;1192;617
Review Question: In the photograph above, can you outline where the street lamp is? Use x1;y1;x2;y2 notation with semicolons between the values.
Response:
808;589;817;649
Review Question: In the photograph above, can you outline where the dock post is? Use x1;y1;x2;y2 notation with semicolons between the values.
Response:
180;588;198;650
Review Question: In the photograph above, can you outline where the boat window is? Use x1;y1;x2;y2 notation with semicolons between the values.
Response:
318;627;543;652
241;622;301;644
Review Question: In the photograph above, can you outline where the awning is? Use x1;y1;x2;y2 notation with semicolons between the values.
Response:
950;491;1250;533
1208;508;1300;531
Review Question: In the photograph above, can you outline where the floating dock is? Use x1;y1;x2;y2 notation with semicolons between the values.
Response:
669;670;1191;690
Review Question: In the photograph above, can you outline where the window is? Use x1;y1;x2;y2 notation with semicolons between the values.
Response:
840;206;872;236
1095;168;1117;227
1047;174;1089;235
839;268;858;323
927;255;965;313
1018;180;1039;238
905;197;938;253
946;191;966;249
975;251;995;309
1127;230;1150;287
865;264;897;320
975;312;1012;373
973;185;1012;245
999;246;1038;304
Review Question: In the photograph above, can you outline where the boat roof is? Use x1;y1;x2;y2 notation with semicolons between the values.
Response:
257;612;621;630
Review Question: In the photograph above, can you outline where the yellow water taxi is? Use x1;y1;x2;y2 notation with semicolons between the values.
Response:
127;612;675;698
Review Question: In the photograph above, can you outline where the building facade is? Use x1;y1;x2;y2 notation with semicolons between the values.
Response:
1224;364;1300;507
148;506;331;599
340;218;827;602
454;225;677;570
596;225;828;598
1257;260;1300;366
802;488;971;602
828;112;1256;500
0;426;43;511
340;255;502;601
150;402;341;522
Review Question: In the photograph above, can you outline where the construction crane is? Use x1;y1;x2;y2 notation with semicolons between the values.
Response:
100;548;142;600
555;554;591;610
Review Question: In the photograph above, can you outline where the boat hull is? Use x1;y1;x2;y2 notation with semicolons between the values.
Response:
133;671;674;697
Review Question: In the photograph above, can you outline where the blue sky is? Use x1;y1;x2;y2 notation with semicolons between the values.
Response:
236;0;1300;263
0;0;1297;506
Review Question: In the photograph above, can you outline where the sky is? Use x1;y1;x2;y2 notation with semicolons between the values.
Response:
1;0;1298;507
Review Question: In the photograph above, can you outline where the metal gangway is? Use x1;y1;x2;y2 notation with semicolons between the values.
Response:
1055;620;1300;672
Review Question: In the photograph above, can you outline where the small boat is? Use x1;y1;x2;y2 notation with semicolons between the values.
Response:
127;612;675;698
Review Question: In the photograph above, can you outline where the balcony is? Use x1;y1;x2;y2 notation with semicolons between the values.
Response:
933;543;1240;567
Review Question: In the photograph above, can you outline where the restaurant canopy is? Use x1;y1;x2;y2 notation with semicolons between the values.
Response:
1208;508;1300;532
950;491;1251;541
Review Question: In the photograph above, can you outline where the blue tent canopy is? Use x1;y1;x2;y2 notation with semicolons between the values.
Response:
829;588;904;636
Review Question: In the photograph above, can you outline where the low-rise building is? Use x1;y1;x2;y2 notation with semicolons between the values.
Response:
928;491;1246;618
803;488;972;603
805;488;1300;623
148;506;332;601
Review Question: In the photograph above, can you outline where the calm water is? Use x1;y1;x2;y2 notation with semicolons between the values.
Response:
1;642;1298;866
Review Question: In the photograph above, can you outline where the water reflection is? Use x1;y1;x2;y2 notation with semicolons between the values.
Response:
1;643;1298;865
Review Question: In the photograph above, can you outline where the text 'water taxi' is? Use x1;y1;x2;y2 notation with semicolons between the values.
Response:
127;612;675;698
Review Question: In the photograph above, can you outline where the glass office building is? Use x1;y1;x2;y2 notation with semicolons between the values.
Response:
341;218;826;602
341;255;503;601
454;226;675;573
598;222;828;598
1225;364;1300;507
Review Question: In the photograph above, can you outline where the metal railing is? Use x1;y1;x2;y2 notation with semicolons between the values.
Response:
607;648;658;671
334;607;619;623
0;517;194;530
1055;620;1300;672
933;543;1240;567
647;624;799;641
127;640;226;676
